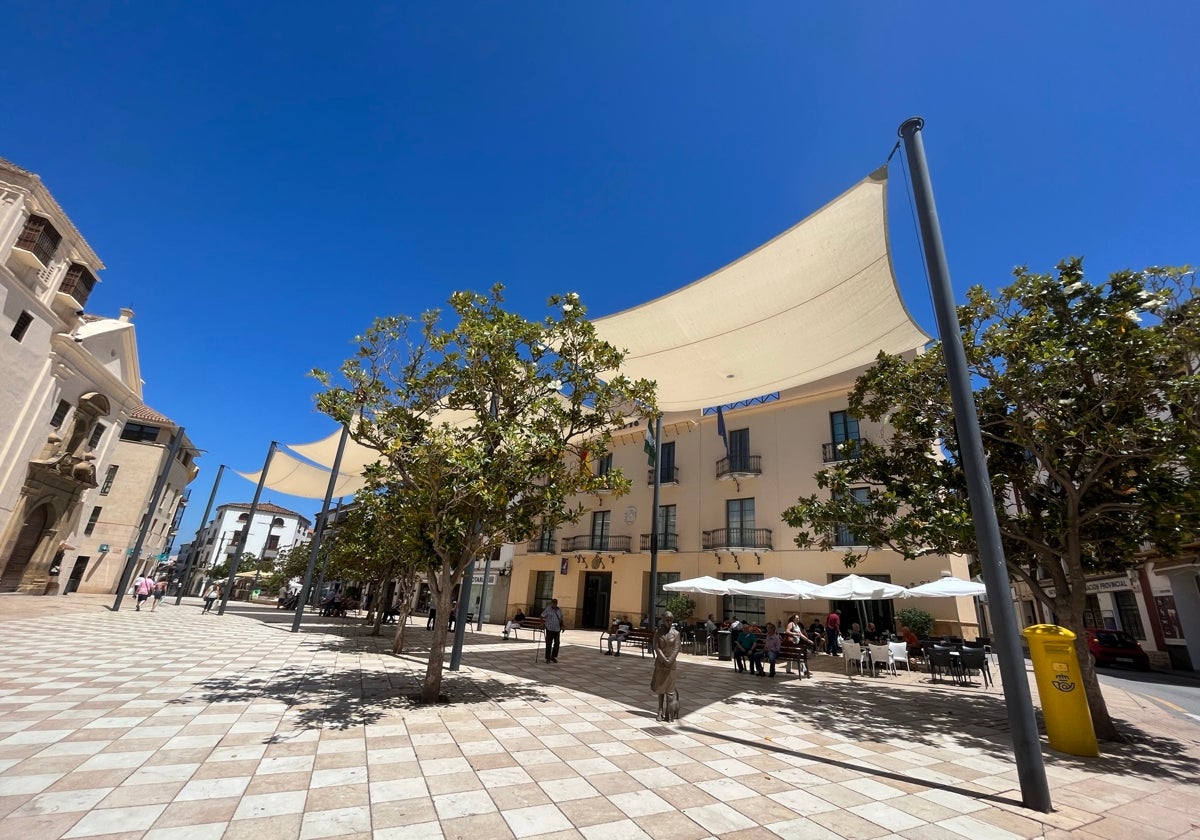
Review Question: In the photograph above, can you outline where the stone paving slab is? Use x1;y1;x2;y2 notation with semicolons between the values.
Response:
0;594;1198;839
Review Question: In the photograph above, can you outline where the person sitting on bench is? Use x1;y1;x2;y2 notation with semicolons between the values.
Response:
606;618;633;656
502;609;526;639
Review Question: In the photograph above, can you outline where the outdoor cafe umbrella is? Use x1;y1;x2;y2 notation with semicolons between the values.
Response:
904;576;987;639
662;576;732;596
809;574;912;630
725;577;821;599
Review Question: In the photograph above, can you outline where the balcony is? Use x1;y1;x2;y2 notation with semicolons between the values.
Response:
561;534;632;553
702;528;773;551
58;264;97;309
646;466;680;485
716;455;761;480
526;536;557;554
639;532;679;552
12;215;62;269
822;439;864;462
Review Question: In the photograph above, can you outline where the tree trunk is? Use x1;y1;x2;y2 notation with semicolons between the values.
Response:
370;578;385;637
390;574;419;655
419;578;453;703
1054;595;1122;742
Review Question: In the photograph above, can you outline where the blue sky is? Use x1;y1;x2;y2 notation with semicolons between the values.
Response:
4;3;1197;543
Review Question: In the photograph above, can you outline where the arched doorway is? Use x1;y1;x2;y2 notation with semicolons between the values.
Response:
1;504;50;592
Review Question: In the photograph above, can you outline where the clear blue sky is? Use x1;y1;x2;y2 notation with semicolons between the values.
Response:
4;3;1197;544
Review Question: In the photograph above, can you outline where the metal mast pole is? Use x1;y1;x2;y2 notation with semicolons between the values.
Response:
647;414;662;628
292;424;350;632
898;116;1051;813
177;464;225;605
218;441;277;615
112;427;186;611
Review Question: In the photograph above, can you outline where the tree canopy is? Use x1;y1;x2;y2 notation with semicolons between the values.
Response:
314;285;656;702
783;259;1198;740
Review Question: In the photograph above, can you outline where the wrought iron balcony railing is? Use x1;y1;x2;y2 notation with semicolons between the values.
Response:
715;455;762;479
561;534;632;553
639;532;678;552
526;536;557;554
822;438;864;462
702;528;773;550
646;466;680;485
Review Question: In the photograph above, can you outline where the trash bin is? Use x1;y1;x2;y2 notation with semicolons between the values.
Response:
1022;624;1099;757
717;630;732;661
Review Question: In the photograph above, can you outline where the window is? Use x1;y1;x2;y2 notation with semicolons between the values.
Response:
834;488;870;546
50;400;70;429
60;264;97;307
266;534;281;551
830;410;860;444
729;428;750;471
597;453;613;477
100;465;119;495
722;572;765;626
533;524;556;553
1114;591;1145;639
533;571;555;613
10;311;33;342
88;423;105;449
653;571;681;615
119;423;160;443
590;510;611;550
657;504;676;536
726;498;755;547
84;506;102;536
15;215;62;265
655;441;677;482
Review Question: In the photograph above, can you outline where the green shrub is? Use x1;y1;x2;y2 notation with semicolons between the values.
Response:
665;595;696;624
895;607;934;638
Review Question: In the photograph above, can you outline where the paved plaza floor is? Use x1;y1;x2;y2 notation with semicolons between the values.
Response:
0;595;1198;840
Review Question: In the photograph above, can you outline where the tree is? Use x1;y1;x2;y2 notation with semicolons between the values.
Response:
782;260;1198;741
314;286;655;703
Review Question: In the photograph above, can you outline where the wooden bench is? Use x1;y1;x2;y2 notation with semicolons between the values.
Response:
734;632;813;677
513;617;545;641
599;624;655;657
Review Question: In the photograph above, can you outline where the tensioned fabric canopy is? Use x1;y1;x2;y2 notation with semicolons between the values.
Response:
592;167;931;412
236;449;367;500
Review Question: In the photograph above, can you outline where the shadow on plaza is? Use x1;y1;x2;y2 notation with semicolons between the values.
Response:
213;608;1200;789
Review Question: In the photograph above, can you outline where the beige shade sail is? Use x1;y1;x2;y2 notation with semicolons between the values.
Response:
236;449;367;500
591;167;931;412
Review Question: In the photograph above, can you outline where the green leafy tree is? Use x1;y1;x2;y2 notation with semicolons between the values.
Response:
314;286;656;703
895;608;934;639
665;595;696;624
783;260;1198;741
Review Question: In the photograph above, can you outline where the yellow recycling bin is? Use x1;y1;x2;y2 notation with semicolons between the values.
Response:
1022;624;1099;757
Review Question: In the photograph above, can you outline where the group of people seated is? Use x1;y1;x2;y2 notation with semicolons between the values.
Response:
719;613;814;678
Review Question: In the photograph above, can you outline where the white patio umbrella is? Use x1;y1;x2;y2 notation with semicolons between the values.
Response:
662;576;732;596
808;574;911;600
726;577;821;599
904;576;986;598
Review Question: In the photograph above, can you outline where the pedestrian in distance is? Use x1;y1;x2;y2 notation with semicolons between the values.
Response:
541;598;564;663
826;609;842;655
202;583;220;613
135;575;155;611
150;578;167;612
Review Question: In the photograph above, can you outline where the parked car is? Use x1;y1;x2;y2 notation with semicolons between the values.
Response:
1084;628;1150;670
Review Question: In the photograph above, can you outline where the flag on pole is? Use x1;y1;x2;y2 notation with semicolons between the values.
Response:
644;423;657;467
716;406;729;457
580;445;593;473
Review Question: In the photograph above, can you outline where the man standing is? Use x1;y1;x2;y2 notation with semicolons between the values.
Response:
541;599;564;663
826;609;841;656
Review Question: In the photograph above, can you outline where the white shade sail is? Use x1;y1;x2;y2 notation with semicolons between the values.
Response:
809;574;911;601
237;449;367;500
663;576;732;596
592;167;931;412
725;577;821;599
904;576;987;598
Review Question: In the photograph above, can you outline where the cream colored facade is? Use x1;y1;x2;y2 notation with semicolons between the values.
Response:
508;366;977;636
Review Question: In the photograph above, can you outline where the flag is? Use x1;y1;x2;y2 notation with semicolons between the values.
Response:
644;424;656;467
716;406;729;457
580;445;592;473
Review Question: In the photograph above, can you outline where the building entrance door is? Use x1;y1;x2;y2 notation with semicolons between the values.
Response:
1;503;49;592
582;572;612;629
65;556;89;594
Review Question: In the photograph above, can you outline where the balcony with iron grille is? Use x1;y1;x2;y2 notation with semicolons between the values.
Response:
11;215;62;269
715;455;762;480
639;532;678;552
646;466;680;485
561;534;632;553
58;264;98;309
822;438;864;462
702;527;773;550
526;536;557;554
